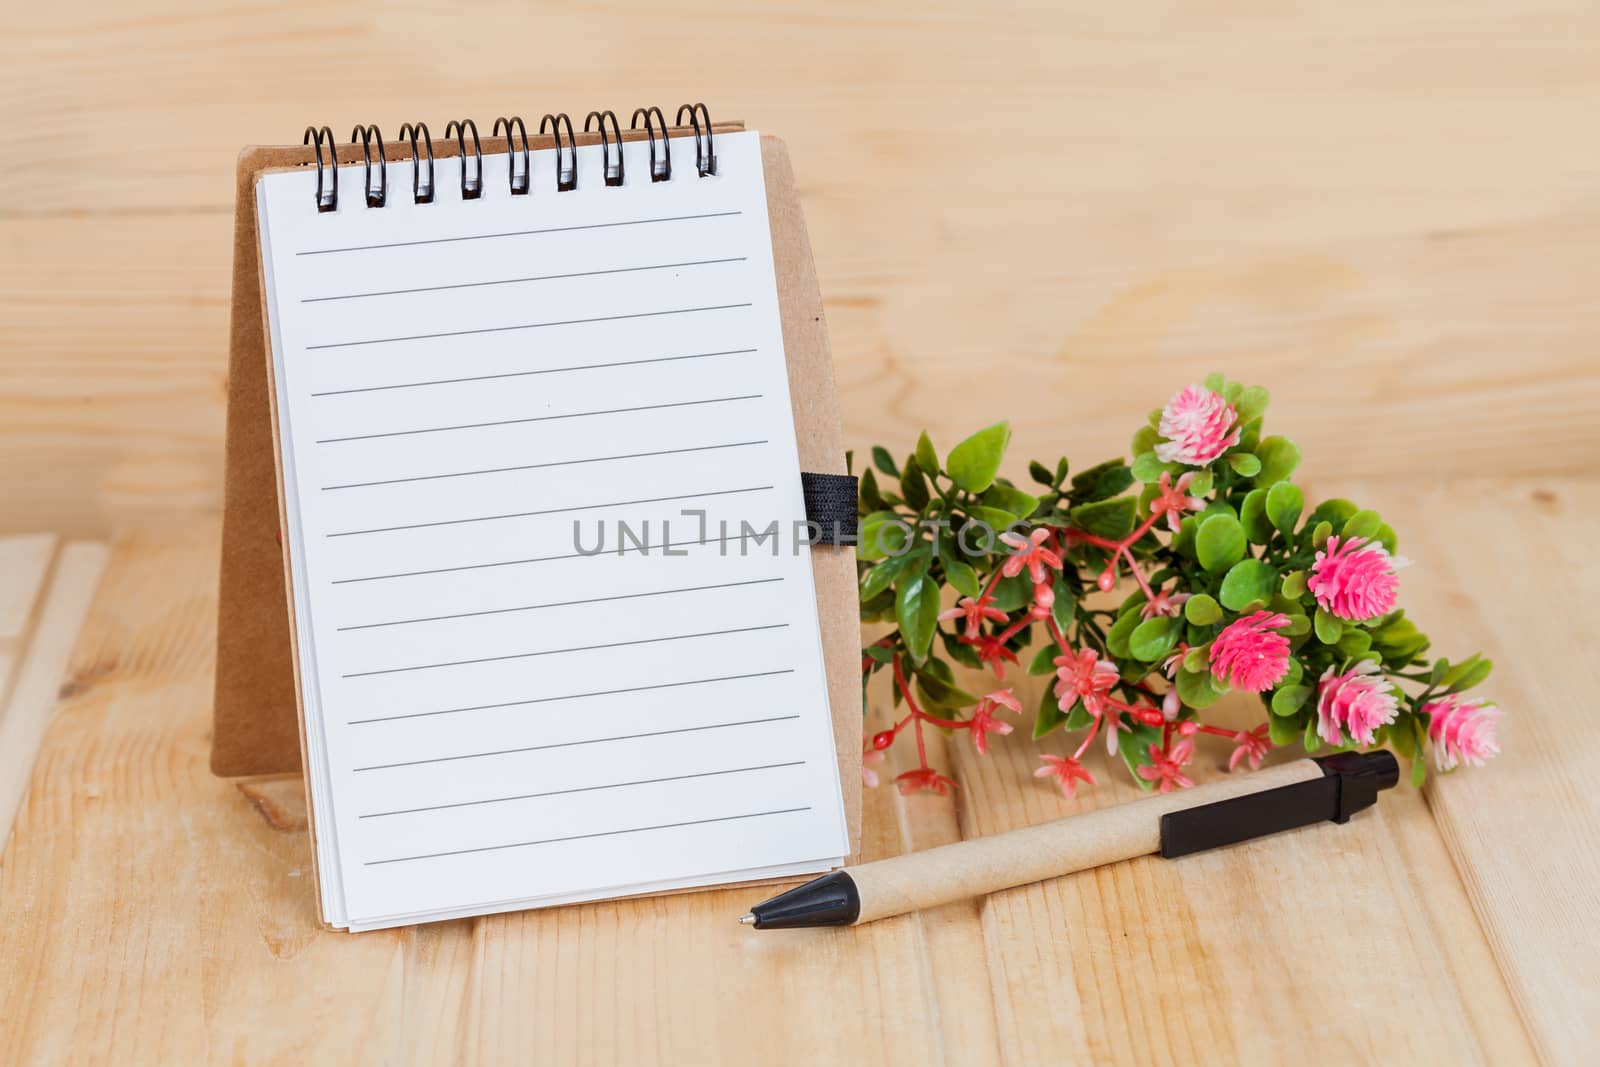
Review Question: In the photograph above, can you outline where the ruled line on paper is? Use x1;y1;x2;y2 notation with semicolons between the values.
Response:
302;257;749;303
315;393;763;444
330;530;772;585
365;807;812;866
326;486;774;538
321;439;768;491
309;348;756;398
358;761;806;819
341;623;790;678
346;670;796;726
337;577;784;631
305;302;753;351
296;210;744;256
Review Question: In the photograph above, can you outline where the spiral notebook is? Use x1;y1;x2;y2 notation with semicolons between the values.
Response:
213;108;862;931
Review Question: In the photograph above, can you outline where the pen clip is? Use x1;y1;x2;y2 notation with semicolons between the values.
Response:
1158;751;1399;859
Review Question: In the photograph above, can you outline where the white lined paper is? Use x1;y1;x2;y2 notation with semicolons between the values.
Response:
256;132;848;930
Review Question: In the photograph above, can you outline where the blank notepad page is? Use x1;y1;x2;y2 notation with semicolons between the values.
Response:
255;131;849;930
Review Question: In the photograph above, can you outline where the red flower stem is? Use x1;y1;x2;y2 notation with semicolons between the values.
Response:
891;654;972;733
993;614;1033;646
1195;723;1239;739
1072;718;1101;760
912;713;929;768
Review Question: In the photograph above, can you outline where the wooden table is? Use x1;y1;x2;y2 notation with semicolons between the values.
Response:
3;2;1598;1063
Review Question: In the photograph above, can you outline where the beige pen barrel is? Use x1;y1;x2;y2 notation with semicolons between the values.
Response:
848;758;1325;924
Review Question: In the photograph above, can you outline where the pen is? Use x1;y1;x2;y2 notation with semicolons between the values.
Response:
740;750;1397;929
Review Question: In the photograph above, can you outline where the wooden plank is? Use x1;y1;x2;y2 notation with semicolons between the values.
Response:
1330;476;1599;1065
0;534;58;713
0;525;980;1066
6;1;1600;535
0;540;106;846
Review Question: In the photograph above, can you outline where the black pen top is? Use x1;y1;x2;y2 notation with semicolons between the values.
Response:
744;870;860;929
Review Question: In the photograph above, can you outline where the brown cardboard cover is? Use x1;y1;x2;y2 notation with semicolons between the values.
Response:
212;126;863;860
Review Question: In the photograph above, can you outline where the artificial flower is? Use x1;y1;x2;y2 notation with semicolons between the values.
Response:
999;527;1062;584
969;689;1021;755
1228;724;1272;771
938;594;1008;641
1035;754;1096;798
1309;536;1409;621
861;748;886;789
1154;385;1240;466
895;767;956;796
1138;741;1196;793
1140;584;1191;620
1209;611;1292;692
1316;660;1400;746
1054;647;1119;716
1424;695;1503;771
1150;471;1206;532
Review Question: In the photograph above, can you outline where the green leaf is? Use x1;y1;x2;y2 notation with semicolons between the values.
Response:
1188;470;1214;497
945;421;1011;494
1235;384;1270;422
1176;665;1224;709
1311;520;1333;550
1119;723;1162;788
1337;629;1373;657
983;483;1040;519
895;574;942;660
1239;488;1273;543
1304;718;1323;753
900;459;930;510
858;468;886;511
1375;523;1399;554
1027;643;1058;676
915;432;940;478
871;446;899;478
1050;575;1077;635
1342;509;1383;542
1203;372;1227;393
1266;481;1304;536
1271;684;1312;716
990;573;1033;613
1184;593;1223;626
1033;687;1066;739
859;548;923;601
1028;460;1055;486
1068;497;1138;539
1281;569;1308;599
1306;498;1359;531
1442;655;1493;693
1106;608;1142;658
1227;452;1263;478
915;670;977;712
1183;644;1211;673
1069;459;1134;502
1253;435;1302;486
1129;616;1182;662
1196;513;1247;573
942;556;980;599
1268;712;1302;746
1131;425;1160;457
1131;450;1169;484
967;505;1020;532
1219;558;1277;611
1314;607;1343;645
858;510;913;561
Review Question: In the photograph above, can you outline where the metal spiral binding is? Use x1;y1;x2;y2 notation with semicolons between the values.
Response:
298;104;717;210
397;122;434;204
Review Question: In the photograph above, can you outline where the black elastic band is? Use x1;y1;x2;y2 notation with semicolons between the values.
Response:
800;472;858;546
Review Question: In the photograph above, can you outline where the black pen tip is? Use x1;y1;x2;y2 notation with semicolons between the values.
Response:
744;870;860;930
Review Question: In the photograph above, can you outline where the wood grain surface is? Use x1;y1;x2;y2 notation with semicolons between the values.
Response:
2;1;1597;1063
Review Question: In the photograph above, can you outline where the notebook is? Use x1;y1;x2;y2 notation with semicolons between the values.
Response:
225;110;858;931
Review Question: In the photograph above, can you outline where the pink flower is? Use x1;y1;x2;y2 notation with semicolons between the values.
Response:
1140;584;1192;620
1162;686;1182;721
1209;611;1292;692
1308;536;1409;621
1151;471;1207;532
895;767;956;796
999;528;1063;584
1035;754;1096;798
938;593;1007;640
1228;724;1272;771
971;634;1021;679
861;748;886;789
1138;741;1196;793
1033;580;1056;614
1155;385;1240;467
969;689;1021;755
1162;644;1189;679
1054;647;1120;717
1315;660;1399;746
1424;695;1502;771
